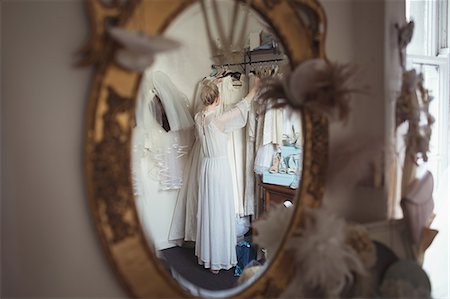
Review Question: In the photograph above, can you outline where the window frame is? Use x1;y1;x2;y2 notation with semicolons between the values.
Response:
406;0;450;189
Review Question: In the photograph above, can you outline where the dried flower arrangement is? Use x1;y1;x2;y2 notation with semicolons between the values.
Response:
398;70;435;165
394;21;435;192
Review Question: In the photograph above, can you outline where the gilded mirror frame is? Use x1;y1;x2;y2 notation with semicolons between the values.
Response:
82;0;328;297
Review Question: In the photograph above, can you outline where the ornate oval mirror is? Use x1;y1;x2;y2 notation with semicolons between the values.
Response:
83;0;328;297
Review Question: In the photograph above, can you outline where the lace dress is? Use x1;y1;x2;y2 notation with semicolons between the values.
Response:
195;98;251;270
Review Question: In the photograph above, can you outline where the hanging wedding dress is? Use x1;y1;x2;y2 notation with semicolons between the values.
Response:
131;71;195;248
243;73;258;215
151;71;194;132
195;98;251;270
168;139;202;242
168;78;211;243
135;71;194;191
219;75;248;216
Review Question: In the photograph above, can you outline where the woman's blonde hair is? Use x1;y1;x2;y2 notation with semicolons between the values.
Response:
200;81;219;106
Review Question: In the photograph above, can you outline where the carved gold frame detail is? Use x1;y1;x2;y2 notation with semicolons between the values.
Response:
82;0;328;297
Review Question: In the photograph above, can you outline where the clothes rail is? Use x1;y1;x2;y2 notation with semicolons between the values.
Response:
211;58;284;68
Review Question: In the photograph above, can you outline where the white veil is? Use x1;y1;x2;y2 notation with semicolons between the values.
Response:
133;70;194;191
151;71;194;131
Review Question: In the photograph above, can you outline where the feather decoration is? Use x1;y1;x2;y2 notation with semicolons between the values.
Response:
254;78;286;112
282;207;366;298
252;204;294;259
108;27;181;72
257;59;359;123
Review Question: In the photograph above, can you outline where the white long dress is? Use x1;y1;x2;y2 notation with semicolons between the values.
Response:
219;75;248;216
195;98;251;270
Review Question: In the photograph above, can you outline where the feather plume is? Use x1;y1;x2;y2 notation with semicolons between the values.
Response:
257;59;360;123
254;78;288;113
108;27;181;72
282;208;366;298
252;204;294;259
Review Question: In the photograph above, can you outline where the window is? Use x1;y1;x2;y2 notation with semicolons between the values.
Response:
406;1;449;298
406;0;449;190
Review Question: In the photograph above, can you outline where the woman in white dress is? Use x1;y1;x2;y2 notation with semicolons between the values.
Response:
194;79;259;274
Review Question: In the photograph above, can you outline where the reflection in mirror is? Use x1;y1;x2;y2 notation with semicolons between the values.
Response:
131;0;303;294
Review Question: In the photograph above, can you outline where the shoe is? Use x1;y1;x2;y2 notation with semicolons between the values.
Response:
279;156;287;174
287;155;298;174
210;269;220;274
269;152;281;173
290;176;299;189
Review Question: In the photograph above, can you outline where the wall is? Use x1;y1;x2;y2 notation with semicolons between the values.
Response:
322;0;405;223
1;0;403;297
1;1;126;297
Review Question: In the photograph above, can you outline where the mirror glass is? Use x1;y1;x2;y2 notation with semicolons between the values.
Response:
131;0;303;294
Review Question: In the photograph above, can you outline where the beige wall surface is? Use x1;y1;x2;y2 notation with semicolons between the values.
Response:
1;1;126;297
322;0;404;222
1;0;402;297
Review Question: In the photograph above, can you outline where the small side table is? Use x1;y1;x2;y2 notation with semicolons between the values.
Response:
256;175;297;219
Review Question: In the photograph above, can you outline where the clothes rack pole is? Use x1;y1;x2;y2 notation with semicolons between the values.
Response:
211;58;284;68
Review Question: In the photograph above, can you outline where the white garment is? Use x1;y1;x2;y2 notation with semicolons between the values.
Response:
194;99;250;270
168;138;202;242
253;94;303;175
151;71;194;131
131;126;156;244
254;143;277;175
136;71;194;190
219;75;248;216
169;77;228;243
243;74;258;215
282;106;303;144
262;106;284;146
168;78;211;243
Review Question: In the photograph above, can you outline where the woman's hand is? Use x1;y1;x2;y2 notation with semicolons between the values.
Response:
253;76;261;88
246;78;261;101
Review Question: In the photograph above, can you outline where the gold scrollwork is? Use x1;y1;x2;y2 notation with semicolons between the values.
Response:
83;0;329;297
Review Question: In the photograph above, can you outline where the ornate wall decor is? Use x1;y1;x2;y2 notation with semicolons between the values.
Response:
83;0;329;297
